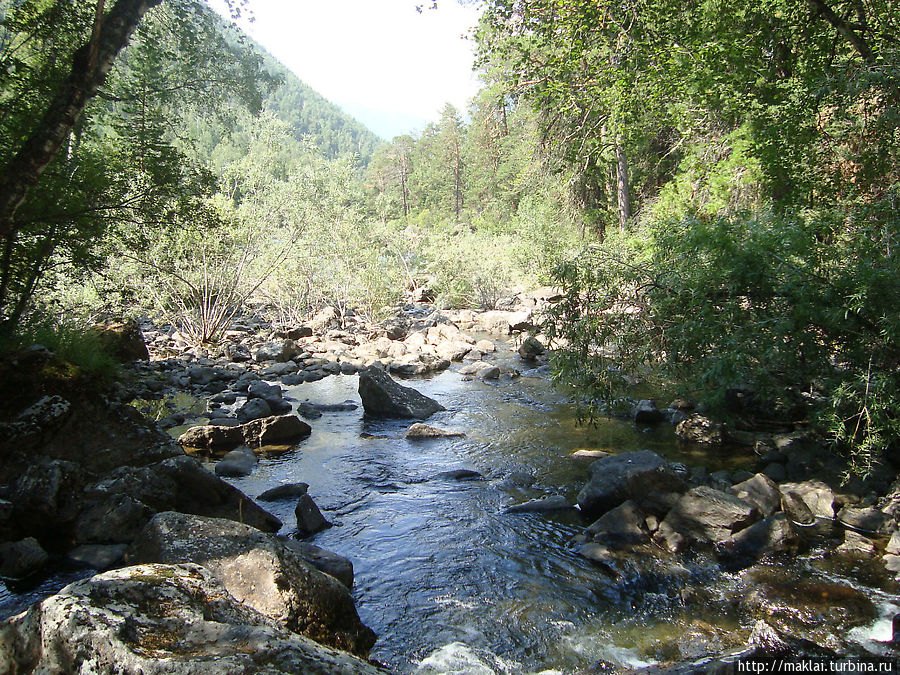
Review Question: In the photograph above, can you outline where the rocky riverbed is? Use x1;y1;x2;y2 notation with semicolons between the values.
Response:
1;294;899;672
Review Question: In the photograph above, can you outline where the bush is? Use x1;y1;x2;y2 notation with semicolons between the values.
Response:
546;205;900;475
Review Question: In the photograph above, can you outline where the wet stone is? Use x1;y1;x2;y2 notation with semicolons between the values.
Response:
258;483;310;501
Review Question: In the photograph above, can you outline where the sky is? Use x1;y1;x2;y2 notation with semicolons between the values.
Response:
208;0;484;140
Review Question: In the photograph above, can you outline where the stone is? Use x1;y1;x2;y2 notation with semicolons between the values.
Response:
357;366;444;419
258;483;310;501
837;505;893;534
474;339;495;353
655;486;759;552
780;489;816;526
188;365;219;385
253;339;302;363
571;449;610;459
127;513;374;657
405;423;466;439
66;543;127;570
296;494;333;537
241;414;312;447
478;365;501;380
676;414;725;446
11;459;85;536
576;450;685;519
74;493;155;544
762;462;788;483
0;537;48;579
92;319;149;361
225;342;252;362
517;336;546;361
178;423;243;450
237;396;273;422
215;447;258;477
729;473;782;517
435;341;472;361
504;495;574;514
585;500;649;548
632;399;664;425
887;530;900;555
0;563;382;674
434;469;483;481
458;360;495;376
837;530;876;555
87;455;281;533
283;540;354;589
720;514;799;569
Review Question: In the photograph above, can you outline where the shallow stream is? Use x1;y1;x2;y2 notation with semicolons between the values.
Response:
1;341;897;672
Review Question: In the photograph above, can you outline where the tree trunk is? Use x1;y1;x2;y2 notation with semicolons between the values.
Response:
0;0;163;242
615;134;631;233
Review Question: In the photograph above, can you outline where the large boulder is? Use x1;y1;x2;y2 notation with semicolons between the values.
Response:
0;563;384;674
585;500;650;549
128;512;374;657
358;366;444;419
92;319;149;362
779;480;835;519
576;450;685;518
729;473;781;517
178;423;243;450
655;486;759;552
676;414;725;446
85;455;281;533
253;339;302;363
0;537;48;579
241;414;312;447
720;513;799;569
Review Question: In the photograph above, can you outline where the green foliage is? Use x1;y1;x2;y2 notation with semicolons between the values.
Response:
0;313;119;380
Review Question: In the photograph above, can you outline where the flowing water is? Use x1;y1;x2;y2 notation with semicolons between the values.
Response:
1;340;897;672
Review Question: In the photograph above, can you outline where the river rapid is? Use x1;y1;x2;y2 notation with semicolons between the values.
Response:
217;341;899;673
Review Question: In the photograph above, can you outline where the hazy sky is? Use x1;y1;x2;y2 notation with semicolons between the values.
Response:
208;0;483;139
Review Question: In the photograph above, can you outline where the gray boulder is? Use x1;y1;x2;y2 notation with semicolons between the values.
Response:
676;414;725;445
178;423;243;450
358;366;444;419
405;423;465;439
655;486;759;552
237;396;273;422
66;543;127;570
576;450;685;518
258;483;310;501
215;447;258;477
0;537;48;579
517;336;546;361
253;339;302;363
296;494;333;537
86;455;281;533
241;414;311;447
837;505;892;534
779;480;835;519
74;493;155;544
780;490;816;526
504;495;573;514
720;513;799;568
632;400;664;425
283;540;354;589
0;563;383;674
729;473;781;517
585;500;649;548
127;512;374;657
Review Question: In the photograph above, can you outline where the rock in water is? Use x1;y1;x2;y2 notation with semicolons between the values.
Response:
405;423;465;439
357;366;444;419
655;486;759;552
258;483;310;501
576;450;685;518
0;563;383;674
296;494;333;538
0;537;48;579
128;512;373;657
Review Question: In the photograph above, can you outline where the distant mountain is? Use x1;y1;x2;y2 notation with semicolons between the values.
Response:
259;50;382;166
